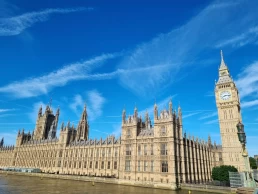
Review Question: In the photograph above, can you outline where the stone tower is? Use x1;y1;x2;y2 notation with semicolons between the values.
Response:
215;50;245;171
76;105;89;141
34;105;59;140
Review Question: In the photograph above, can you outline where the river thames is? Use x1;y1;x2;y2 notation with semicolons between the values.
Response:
0;174;217;194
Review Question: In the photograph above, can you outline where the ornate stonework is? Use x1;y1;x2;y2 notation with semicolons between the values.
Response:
215;50;246;171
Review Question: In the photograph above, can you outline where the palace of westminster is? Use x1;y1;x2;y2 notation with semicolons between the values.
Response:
0;52;249;189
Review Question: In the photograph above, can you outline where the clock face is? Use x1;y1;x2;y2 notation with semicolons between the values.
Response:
220;91;231;100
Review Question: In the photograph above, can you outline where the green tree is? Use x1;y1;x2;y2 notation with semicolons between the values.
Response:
249;157;257;169
212;165;238;182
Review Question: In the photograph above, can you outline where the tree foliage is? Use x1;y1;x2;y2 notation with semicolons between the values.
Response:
212;165;238;182
249;157;257;169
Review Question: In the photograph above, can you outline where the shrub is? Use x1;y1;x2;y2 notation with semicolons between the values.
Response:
212;165;238;182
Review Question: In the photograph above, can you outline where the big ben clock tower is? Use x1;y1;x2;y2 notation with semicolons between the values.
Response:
215;50;246;171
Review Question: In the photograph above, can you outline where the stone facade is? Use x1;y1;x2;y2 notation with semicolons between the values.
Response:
215;51;247;171
0;101;221;190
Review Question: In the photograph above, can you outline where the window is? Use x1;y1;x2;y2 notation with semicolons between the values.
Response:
96;148;99;157
144;145;147;155
95;161;98;169
59;150;63;157
107;161;111;169
115;148;118;157
138;160;141;172
58;161;61;167
161;126;166;134
114;161;117;169
144;161;147;171
102;149;105;157
90;161;92;168
151;145;154;155
160;143;167;155
127;129;131;138
64;161;67;168
161;161;168;172
151;160;154;172
138;145;141;156
79;161;81;168
126;145;131;156
108;148;111;156
101;161;104;169
74;161;76;168
125;160;131;171
84;161;87;168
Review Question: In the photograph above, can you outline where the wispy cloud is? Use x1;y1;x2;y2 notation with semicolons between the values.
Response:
216;26;258;48
0;53;119;98
0;108;15;113
0;7;93;36
87;90;106;121
69;90;106;121
204;119;218;125
235;61;258;99
116;0;258;96
183;112;203;119
199;111;217;120
242;100;258;108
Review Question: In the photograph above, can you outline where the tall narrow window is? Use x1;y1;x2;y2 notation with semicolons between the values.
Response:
160;143;167;155
108;148;111;157
151;160;154;172
138;145;141;156
101;161;104;169
95;161;98;169
144;145;147;155
102;148;105;157
151;144;154;155
144;161;147;171
107;161;111;169
138;160;141;172
125;160;131;171
115;148;118;157
161;161;168;172
127;129;131;138
114;161;117;169
126;145;131;156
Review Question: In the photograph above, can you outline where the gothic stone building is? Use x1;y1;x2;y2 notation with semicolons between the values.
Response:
0;101;222;189
2;52;250;190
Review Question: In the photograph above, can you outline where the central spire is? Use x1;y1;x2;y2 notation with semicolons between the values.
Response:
219;50;228;70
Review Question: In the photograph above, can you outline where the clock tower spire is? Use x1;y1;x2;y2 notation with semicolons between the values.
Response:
215;50;246;171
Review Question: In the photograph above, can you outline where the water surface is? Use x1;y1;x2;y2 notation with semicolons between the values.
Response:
0;174;216;194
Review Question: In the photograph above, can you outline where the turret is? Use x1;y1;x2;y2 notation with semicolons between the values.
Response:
76;104;89;141
208;134;212;146
122;108;126;124
134;105;138;119
154;103;158;120
38;105;42;118
0;137;4;147
145;110;149;128
178;105;182;124
169;99;172;115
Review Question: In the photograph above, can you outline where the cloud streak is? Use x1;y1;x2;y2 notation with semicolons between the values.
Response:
0;7;93;36
117;0;258;96
235;61;258;99
199;111;217;120
69;90;106;121
0;53;119;98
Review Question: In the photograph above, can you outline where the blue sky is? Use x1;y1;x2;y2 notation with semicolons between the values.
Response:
0;0;257;156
